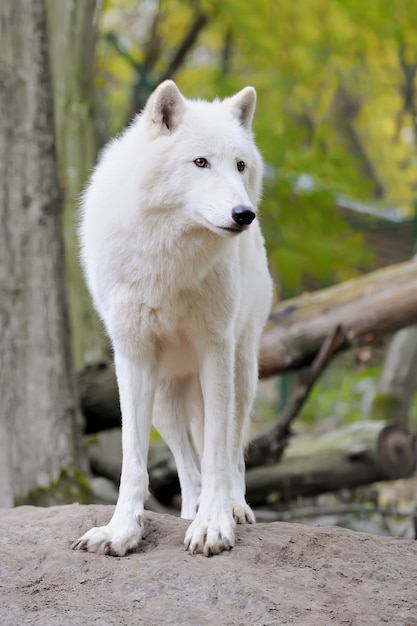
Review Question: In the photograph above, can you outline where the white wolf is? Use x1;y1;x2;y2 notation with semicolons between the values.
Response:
72;80;273;556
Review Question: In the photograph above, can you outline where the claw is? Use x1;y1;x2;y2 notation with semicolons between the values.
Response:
233;503;255;525
71;538;86;551
222;536;231;550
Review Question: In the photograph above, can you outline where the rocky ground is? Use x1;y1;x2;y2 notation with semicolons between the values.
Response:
1;503;416;625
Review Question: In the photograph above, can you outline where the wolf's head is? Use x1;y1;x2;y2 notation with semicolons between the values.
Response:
140;81;263;236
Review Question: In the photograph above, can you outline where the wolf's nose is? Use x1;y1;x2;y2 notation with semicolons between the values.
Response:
231;205;256;226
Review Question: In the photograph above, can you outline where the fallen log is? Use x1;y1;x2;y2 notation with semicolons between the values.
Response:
88;421;416;506
247;325;346;466
259;258;417;377
78;259;417;433
79;362;120;434
245;421;416;505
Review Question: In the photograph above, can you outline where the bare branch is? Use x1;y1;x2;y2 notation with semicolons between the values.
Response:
159;12;208;83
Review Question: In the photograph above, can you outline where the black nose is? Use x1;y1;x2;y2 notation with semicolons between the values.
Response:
231;205;256;226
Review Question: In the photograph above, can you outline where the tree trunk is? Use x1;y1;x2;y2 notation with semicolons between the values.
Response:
45;0;107;368
369;325;417;427
0;0;86;506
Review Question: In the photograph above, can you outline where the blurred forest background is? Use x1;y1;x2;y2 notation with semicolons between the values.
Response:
1;0;417;535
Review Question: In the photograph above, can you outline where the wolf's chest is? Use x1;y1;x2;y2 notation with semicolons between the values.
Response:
157;333;199;378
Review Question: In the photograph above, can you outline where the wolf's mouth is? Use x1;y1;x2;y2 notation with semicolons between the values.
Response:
219;225;246;234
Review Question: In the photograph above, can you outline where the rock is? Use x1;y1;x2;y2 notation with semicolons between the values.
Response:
0;503;416;625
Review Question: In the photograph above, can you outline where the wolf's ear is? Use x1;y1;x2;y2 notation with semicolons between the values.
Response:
146;80;186;134
225;86;257;131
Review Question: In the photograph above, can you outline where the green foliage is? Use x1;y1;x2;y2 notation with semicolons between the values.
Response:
369;393;402;422
298;355;382;427
95;0;417;292
297;356;417;428
262;177;372;294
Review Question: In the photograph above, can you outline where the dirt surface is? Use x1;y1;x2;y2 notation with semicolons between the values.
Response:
1;503;416;625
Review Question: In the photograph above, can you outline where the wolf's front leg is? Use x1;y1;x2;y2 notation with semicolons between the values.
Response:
72;352;156;556
184;340;236;556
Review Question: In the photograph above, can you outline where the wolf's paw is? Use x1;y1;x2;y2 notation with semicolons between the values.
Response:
184;512;235;556
233;501;255;525
71;518;144;557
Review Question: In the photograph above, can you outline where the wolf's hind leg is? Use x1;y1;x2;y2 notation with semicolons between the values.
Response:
153;376;202;520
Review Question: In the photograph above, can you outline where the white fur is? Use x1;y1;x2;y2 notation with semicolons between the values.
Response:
72;81;273;556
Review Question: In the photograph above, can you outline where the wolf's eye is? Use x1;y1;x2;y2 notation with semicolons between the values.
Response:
237;161;246;172
194;157;208;168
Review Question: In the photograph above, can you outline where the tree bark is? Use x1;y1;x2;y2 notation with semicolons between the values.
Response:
260;258;417;378
0;0;85;506
45;0;107;368
245;422;416;505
